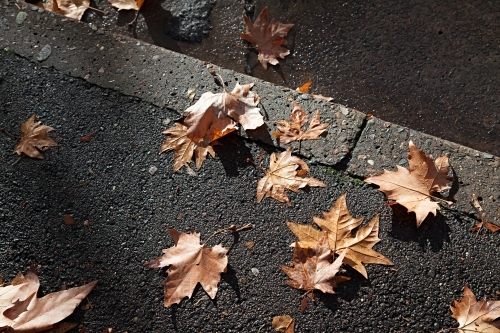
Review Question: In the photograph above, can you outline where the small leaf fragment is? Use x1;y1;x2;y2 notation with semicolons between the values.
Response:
296;79;312;93
272;315;294;333
108;0;144;11
63;214;74;225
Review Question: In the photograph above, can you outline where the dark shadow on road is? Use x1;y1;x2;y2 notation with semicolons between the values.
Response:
213;134;253;177
222;264;242;302
389;204;451;252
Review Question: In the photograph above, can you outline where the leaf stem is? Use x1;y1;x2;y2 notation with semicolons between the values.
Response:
436;327;457;333
0;128;19;139
86;6;108;15
246;158;267;174
203;223;253;246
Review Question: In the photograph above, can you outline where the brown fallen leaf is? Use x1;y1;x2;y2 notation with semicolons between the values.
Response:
101;329;114;333
282;233;348;295
0;265;97;332
78;131;97;143
365;141;453;227
470;194;500;233
287;193;393;278
63;214;74;225
272;315;294;333
240;7;294;69
44;322;78;333
159;122;216;172
245;241;255;249
145;229;228;307
296;80;312;94
36;0;90;21
450;286;500;333
108;0;144;11
183;81;264;144
14;115;58;159
256;147;326;206
275;101;329;146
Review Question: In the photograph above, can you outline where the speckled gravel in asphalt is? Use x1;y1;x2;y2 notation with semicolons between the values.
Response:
0;53;499;333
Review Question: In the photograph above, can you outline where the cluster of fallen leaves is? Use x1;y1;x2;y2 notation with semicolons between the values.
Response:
0;265;96;333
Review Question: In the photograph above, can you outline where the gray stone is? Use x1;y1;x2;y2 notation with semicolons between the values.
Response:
148;166;158;175
251;268;259;276
16;12;27;24
36;44;51;61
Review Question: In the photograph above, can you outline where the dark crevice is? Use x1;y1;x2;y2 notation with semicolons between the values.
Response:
333;115;369;172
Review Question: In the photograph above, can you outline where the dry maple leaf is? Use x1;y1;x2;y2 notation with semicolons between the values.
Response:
287;193;393;278
256;147;326;206
240;7;294;69
275;101;329;145
183;81;264;144
36;0;90;21
365;141;453;227
281;233;349;295
14;115;58;159
159;122;216;172
470;194;500;233
145;229;228;307
450;286;500;333
108;0;144;11
0;265;97;332
272;315;294;333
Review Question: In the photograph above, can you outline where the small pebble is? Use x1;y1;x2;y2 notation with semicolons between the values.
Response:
367;159;374;166
152;55;160;60
16;12;28;24
251;268;259;276
398;158;407;165
148;166;158;175
483;153;493;159
162;118;171;126
36;44;52;62
339;105;349;115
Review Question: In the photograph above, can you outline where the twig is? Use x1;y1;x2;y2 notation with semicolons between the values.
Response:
0;128;19;139
86;6;108;15
12;156;23;165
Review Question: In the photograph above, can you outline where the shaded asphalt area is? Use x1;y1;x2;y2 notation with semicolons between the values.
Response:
0;52;499;332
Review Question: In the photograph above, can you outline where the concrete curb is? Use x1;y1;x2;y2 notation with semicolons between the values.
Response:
1;2;498;223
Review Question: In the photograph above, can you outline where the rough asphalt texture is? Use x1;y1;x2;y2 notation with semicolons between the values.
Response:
1;53;499;333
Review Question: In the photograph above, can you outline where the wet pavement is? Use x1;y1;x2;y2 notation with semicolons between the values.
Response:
72;0;499;156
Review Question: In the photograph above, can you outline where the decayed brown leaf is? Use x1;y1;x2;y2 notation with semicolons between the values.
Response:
470;194;500;233
275;101;329;145
365;141;453;227
145;229;228;307
256;147;326;206
36;0;90;21
0;265;97;332
282;233;348;295
108;0;144;11
183;82;264;144
272;315;294;333
287;194;393;278
240;7;294;69
159;123;216;172
450;286;500;333
14;115;58;160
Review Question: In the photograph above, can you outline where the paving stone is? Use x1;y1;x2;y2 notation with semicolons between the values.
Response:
348;117;500;223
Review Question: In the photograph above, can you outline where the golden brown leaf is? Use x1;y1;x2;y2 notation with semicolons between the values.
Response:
275;101;329;145
159;122;216;172
365;141;453;227
272;315;294;333
281;234;348;294
183;82;263;144
240;7;294;69
108;0;144;11
145;229;228;307
256;147;326;206
450;286;500;333
36;0;89;21
14;115;58;159
0;266;97;332
287;194;393;278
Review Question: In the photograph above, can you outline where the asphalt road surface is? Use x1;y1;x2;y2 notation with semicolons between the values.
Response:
0;52;499;333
